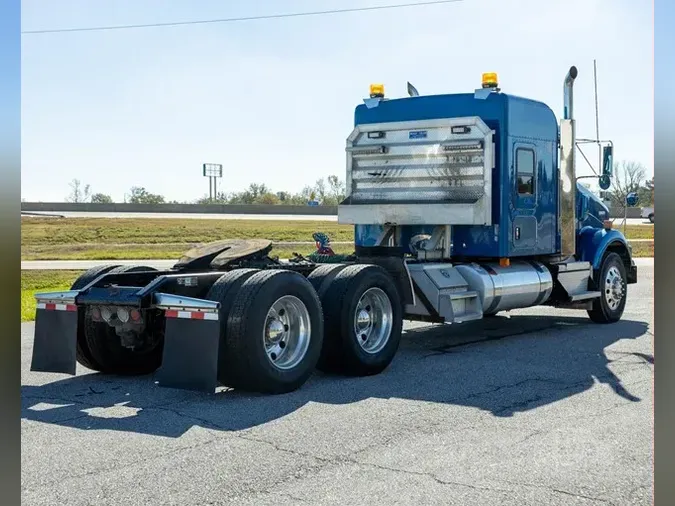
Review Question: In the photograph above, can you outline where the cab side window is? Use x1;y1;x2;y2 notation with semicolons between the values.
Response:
516;148;535;195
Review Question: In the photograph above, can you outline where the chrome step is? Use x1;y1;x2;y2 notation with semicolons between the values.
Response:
449;290;479;300
569;291;601;302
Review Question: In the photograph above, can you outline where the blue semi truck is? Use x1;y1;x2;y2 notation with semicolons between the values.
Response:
30;66;637;394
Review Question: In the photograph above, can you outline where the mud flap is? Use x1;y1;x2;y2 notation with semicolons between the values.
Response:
30;304;79;375
155;313;220;393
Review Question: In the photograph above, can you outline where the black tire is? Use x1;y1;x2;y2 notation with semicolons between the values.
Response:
204;268;261;387
587;252;628;324
71;264;122;371
306;263;350;293
84;265;163;375
649;214;654;223
223;270;324;394
317;264;403;376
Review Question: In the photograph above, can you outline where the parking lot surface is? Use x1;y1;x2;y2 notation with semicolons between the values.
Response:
21;262;653;506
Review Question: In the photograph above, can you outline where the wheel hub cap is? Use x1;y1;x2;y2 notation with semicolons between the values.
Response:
604;266;625;311
263;295;311;370
353;287;393;355
356;309;371;328
266;319;285;343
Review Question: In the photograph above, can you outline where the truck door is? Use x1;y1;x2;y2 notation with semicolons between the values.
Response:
511;142;538;254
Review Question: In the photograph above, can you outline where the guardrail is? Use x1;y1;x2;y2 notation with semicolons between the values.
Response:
20;202;644;219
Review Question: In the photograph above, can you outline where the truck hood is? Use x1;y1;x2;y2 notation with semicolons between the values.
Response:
576;183;610;228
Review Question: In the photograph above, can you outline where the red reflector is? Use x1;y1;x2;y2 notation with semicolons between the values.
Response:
130;309;142;321
191;312;205;320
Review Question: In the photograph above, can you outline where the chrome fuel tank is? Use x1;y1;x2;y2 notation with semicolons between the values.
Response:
453;261;553;314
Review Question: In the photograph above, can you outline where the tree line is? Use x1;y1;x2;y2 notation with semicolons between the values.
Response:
65;175;347;206
64;160;654;208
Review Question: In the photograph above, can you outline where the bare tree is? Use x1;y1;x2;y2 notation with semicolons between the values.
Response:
610;160;646;211
313;178;327;203
66;179;91;203
327;175;346;205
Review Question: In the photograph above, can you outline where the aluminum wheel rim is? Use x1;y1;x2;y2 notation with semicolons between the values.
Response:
353;287;393;354
263;295;311;370
604;266;625;311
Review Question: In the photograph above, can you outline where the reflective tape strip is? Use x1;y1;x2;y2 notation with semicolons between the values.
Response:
164;309;218;321
37;303;77;312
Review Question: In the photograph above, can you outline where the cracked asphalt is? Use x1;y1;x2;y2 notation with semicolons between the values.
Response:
21;260;654;505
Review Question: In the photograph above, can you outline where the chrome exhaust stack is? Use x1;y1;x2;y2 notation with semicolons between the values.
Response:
559;66;578;259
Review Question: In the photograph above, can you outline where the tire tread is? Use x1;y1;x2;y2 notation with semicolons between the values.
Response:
71;264;121;370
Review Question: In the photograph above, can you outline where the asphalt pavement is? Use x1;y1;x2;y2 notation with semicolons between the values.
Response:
21;262;653;505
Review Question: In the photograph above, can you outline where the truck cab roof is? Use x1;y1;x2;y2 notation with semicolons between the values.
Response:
354;91;559;141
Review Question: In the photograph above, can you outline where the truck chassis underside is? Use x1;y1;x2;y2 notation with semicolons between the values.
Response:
30;236;636;395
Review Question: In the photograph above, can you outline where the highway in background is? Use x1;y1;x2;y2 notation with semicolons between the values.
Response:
21;211;652;225
22;211;339;221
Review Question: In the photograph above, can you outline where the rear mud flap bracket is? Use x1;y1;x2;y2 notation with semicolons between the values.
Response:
30;306;79;375
155;314;220;393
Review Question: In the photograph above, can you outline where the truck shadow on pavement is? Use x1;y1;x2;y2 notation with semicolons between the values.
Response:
21;315;652;438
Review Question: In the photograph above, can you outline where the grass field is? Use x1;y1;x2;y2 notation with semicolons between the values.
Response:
20;239;653;322
630;241;654;258
21;217;654;260
21;270;82;322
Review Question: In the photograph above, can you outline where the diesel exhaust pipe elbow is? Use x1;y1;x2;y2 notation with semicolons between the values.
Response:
563;66;578;120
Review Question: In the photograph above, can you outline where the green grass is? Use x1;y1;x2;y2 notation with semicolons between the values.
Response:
20;238;654;322
21;270;82;322
21;217;354;246
21;217;653;261
614;224;654;240
630;241;654;258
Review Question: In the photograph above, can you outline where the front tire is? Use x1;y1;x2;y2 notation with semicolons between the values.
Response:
317;264;403;376
587;252;628;323
649;214;654;223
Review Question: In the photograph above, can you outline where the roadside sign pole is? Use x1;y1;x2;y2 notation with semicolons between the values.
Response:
203;163;223;203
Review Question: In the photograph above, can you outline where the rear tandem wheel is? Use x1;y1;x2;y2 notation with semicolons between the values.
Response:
71;264;122;371
82;265;164;375
208;269;325;394
314;264;403;376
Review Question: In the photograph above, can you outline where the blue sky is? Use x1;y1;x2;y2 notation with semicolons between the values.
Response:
0;0;20;163
21;0;653;202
